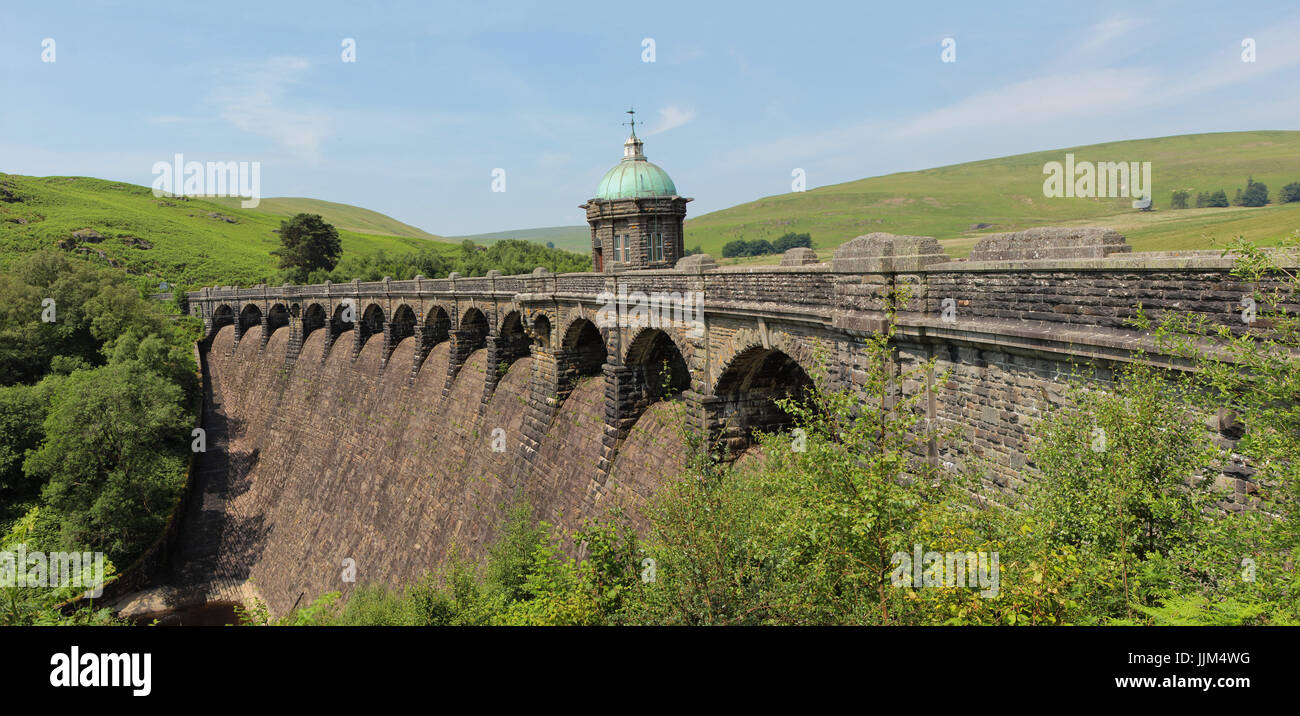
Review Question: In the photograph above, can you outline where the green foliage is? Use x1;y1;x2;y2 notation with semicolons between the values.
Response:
1281;182;1300;204
307;240;588;283
1237;177;1269;207
24;360;189;562
1028;363;1218;621
1170;190;1190;209
272;213;342;282
772;232;813;251
1196;189;1230;208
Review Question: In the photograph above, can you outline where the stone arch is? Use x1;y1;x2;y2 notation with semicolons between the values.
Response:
709;327;823;393
266;303;291;340
358;302;386;349
623;327;691;400
238;303;263;331
302;302;327;342
327;301;356;355
389;304;417;361
423;305;451;348
497;310;530;368
561;317;606;379
712;344;815;449
210;304;235;337
458;306;489;352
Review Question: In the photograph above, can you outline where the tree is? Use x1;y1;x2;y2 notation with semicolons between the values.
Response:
722;240;749;258
774;232;813;251
24;359;189;562
1281;182;1300;204
1239;177;1269;207
272;214;342;282
1170;190;1190;209
1207;190;1230;207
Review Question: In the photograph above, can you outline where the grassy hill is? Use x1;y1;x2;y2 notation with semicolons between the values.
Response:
451;225;590;253
0;174;450;287
684;130;1300;261
208;196;449;242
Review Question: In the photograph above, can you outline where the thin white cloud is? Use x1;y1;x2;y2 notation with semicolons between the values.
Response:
209;56;330;161
645;105;694;136
1075;15;1143;56
892;68;1158;139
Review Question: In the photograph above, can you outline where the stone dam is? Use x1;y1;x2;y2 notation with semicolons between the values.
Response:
155;228;1279;617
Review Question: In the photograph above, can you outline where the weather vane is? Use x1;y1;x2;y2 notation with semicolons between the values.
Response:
623;107;637;135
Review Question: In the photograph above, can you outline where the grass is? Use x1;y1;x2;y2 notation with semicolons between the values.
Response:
685;130;1300;263
0;174;455;287
207;196;450;242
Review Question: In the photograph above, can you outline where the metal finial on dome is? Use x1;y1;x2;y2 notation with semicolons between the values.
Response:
623;107;637;137
621;108;646;160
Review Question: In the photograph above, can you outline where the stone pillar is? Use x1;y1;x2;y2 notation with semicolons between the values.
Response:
351;323;366;362
443;329;478;399
596;363;641;478
410;325;431;385
285;317;305;367
482;334;504;403
380;320;395;370
514;347;562;482
258;316;270;354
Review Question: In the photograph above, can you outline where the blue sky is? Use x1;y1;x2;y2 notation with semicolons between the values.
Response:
2;0;1298;235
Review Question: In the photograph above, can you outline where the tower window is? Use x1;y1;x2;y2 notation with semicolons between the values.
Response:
651;233;663;261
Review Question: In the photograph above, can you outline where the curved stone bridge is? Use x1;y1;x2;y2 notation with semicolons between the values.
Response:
190;229;1264;490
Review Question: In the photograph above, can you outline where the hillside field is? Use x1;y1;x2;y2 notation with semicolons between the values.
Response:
685;130;1300;261
0;174;450;287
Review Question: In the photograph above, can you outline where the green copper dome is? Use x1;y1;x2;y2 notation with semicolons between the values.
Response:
594;133;678;199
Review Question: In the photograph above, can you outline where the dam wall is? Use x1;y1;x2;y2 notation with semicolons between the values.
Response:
177;228;1286;614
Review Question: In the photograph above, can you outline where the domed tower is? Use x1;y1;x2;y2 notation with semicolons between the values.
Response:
581;110;692;272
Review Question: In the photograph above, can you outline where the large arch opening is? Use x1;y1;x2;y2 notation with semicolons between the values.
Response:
423;306;451;349
497;311;531;369
302;303;327;343
328;302;356;353
358;303;386;349
238;304;263;333
211;304;235;336
266;303;290;340
458;307;489;352
390;304;417;356
713;346;815;450
624;328;690;405
560;318;605;381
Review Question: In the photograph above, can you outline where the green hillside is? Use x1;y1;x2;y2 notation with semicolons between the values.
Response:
452;225;590;253
685;130;1300;260
0;174;449;287
208;196;449;241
